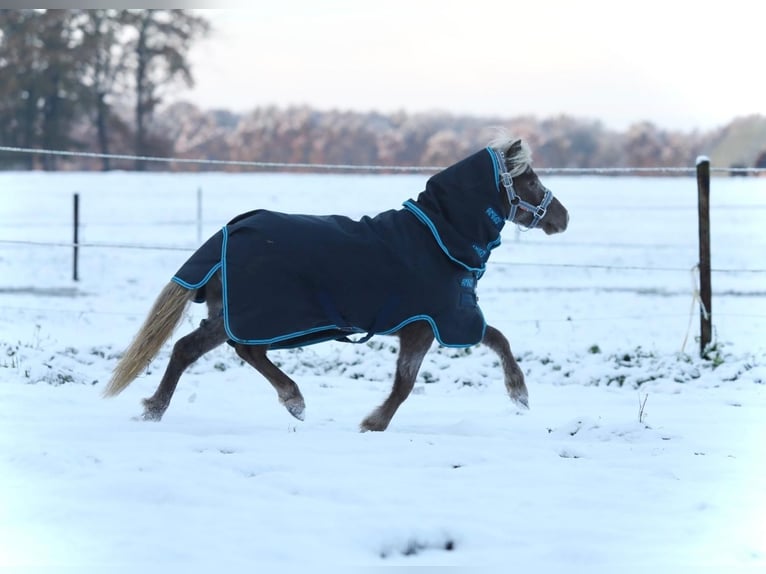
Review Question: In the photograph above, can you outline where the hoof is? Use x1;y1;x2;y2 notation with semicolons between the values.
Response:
283;396;305;421
141;398;165;421
510;388;530;410
141;409;163;422
360;413;388;432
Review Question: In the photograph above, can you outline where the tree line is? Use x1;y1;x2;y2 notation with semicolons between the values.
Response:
2;9;764;173
0;9;209;170
150;104;763;175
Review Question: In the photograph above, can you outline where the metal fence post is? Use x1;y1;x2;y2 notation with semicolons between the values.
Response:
73;192;80;282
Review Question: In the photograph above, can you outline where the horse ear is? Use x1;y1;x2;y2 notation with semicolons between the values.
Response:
506;139;523;158
500;139;519;170
488;135;530;172
505;139;532;174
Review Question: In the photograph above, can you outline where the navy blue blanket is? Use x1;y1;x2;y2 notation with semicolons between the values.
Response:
173;147;507;349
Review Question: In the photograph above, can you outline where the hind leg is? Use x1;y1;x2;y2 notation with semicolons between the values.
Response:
360;321;434;432
142;314;228;420
482;324;529;409
232;344;306;421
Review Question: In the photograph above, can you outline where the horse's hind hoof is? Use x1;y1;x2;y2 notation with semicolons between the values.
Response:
359;412;389;432
141;410;163;422
140;398;165;421
283;396;305;421
510;389;529;410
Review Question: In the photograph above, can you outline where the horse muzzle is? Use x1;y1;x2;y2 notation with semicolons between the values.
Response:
541;198;569;235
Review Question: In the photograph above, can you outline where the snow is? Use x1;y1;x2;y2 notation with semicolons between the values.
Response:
1;170;765;571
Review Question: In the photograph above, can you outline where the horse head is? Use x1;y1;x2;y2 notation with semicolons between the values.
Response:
491;137;569;235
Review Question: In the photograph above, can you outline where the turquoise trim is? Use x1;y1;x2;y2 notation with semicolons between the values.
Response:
220;226;241;343
403;197;503;273
228;323;362;347
267;333;357;350
486;147;501;192
376;313;486;348
402;200;485;274
172;261;222;290
485;147;505;251
225;312;484;349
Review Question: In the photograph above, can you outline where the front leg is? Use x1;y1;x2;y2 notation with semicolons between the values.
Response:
482;324;529;409
360;321;434;432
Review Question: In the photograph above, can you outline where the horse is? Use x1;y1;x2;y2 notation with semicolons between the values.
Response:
104;136;569;431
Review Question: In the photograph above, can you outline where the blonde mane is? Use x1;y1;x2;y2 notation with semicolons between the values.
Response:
488;134;533;177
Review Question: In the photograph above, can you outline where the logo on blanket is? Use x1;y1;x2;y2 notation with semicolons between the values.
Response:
485;206;504;227
459;275;478;308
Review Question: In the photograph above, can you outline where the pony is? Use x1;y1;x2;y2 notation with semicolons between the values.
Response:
104;137;569;431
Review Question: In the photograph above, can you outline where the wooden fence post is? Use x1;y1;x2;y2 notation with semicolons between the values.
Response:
696;157;712;355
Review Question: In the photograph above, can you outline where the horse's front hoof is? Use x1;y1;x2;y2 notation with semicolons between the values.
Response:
283;396;305;421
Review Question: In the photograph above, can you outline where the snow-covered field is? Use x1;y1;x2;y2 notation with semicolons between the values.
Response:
1;169;764;571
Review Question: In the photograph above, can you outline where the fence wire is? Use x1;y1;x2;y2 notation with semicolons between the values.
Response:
1;146;764;276
2;144;766;175
0;238;764;274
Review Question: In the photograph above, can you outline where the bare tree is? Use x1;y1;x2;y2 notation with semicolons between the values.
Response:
76;9;132;171
0;10;35;168
0;10;83;170
127;9;209;170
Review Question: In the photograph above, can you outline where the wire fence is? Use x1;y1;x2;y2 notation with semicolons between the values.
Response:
2;143;764;318
0;238;764;274
1;145;765;338
2;144;766;175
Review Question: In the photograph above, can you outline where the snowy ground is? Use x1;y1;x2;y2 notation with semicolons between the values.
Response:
0;170;764;571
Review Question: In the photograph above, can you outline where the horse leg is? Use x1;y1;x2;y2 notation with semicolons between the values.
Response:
360;321;434;432
232;344;306;421
482;324;529;409
142;274;227;421
141;314;228;420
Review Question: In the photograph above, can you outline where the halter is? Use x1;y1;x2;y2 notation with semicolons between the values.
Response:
496;150;554;230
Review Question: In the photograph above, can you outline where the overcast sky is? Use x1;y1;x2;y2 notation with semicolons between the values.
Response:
183;2;763;131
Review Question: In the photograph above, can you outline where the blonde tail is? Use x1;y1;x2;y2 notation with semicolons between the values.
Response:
104;281;194;397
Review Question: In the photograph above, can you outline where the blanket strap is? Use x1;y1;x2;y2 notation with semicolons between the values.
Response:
318;292;401;344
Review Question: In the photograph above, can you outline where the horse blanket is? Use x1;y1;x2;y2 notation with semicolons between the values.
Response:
173;147;508;349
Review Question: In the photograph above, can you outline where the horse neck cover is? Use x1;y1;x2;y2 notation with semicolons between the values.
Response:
173;148;506;349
